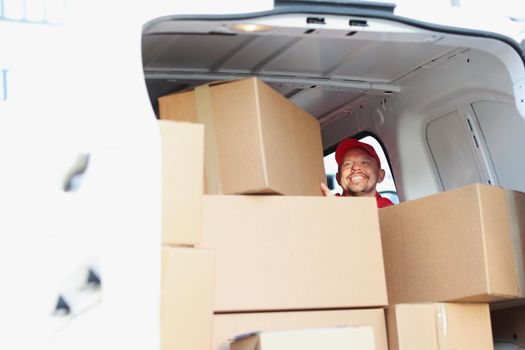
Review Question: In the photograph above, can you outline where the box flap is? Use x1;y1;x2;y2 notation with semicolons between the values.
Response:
477;185;518;297
437;303;493;349
388;303;492;350
389;304;440;350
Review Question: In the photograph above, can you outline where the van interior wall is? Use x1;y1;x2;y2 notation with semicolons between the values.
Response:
322;47;517;202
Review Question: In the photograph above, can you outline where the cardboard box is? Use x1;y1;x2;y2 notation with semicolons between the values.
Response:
380;183;519;304
158;77;326;196
491;305;525;347
161;247;214;350
213;309;387;350
159;121;204;245
201;195;387;312
492;189;525;309
230;327;375;350
387;303;493;350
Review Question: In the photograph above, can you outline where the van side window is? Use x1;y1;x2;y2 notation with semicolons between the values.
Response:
324;135;399;204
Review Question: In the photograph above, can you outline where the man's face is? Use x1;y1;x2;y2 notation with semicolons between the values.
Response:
336;147;385;197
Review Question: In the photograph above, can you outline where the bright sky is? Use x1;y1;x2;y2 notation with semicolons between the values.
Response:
395;0;525;19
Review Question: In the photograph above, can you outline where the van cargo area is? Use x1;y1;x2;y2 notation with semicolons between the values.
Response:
142;3;525;349
142;3;525;201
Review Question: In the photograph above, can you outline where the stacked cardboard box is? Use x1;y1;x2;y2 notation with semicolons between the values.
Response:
201;195;389;350
201;195;387;312
158;77;326;196
490;190;525;348
159;120;203;245
379;183;525;349
159;120;214;350
160;77;525;349
380;184;519;304
387;303;493;350
215;309;388;350
230;327;376;350
158;78;390;350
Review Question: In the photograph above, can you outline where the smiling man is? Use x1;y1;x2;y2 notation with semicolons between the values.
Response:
320;138;394;208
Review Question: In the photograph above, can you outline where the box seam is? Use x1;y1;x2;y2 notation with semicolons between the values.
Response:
253;79;269;187
477;185;492;295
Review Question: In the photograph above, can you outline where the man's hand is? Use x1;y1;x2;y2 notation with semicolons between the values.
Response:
320;183;335;197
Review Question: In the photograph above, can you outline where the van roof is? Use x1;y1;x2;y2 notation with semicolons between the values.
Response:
142;3;525;123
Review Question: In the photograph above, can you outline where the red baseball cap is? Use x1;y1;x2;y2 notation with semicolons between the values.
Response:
335;138;381;169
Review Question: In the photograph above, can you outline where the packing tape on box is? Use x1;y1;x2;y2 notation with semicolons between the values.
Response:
434;304;448;349
505;190;525;297
195;84;223;194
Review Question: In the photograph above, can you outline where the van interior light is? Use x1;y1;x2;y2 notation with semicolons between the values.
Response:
231;24;272;32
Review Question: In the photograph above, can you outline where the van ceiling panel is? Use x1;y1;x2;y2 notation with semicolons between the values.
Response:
289;88;362;117
330;41;456;82
144;31;457;83
254;36;371;77
216;35;297;73
142;16;482;119
144;34;248;70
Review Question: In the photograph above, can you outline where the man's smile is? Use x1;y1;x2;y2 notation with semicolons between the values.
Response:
348;173;368;183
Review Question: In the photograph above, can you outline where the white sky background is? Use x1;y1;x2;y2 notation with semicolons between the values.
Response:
457;0;525;19
395;0;525;20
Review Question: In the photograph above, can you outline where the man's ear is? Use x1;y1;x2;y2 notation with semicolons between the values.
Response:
336;172;342;187
377;169;386;183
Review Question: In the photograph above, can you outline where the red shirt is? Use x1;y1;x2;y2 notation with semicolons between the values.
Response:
336;192;394;208
375;192;394;208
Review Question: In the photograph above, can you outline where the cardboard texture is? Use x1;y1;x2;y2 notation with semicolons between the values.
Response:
491;304;525;347
201;195;387;312
158;77;326;196
380;183;519;304
213;309;387;350
159;121;204;245
230;327;375;350
493;189;525;309
161;247;214;350
387;303;493;350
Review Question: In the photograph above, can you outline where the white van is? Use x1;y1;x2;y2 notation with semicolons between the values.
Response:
1;0;524;349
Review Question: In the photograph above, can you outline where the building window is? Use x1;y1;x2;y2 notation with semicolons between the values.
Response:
1;0;65;24
324;134;399;204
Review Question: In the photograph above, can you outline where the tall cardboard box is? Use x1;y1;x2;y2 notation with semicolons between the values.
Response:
161;247;214;350
159;121;203;245
230;327;375;350
213;309;388;350
380;183;519;304
201;195;387;312
387;303;493;350
158;77;326;196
